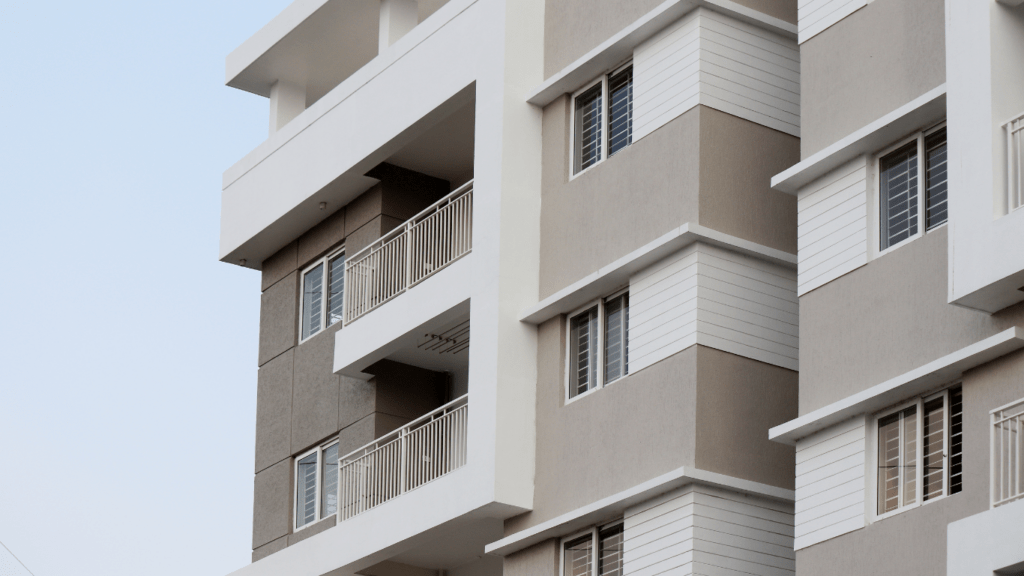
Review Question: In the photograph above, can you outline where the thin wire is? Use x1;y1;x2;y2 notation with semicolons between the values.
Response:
0;539;35;576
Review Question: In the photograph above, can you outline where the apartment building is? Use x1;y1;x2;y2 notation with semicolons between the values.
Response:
218;0;1024;575
765;1;1024;576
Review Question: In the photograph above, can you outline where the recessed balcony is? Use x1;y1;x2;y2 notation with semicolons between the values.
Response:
338;394;469;521
345;181;473;324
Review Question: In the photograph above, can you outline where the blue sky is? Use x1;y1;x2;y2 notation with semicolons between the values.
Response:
0;2;293;574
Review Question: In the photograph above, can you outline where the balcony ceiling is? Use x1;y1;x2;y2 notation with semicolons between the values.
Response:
386;97;475;185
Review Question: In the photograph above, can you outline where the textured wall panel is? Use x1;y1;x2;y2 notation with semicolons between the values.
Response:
623;484;795;576
797;156;869;296
629;243;798;373
633;8;800;141
793;416;867;550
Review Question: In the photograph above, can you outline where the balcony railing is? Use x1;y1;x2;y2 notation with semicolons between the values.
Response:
337;395;469;521
1004;112;1024;213
344;181;473;323
992;397;1024;508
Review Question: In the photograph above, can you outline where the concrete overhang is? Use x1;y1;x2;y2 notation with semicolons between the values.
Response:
770;84;947;194
484;466;793;558
226;0;450;104
525;0;796;107
769;327;1024;445
518;223;796;325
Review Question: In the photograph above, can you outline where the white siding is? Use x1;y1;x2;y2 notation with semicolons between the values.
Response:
623;484;795;576
793;416;867;550
798;0;867;44
796;156;869;296
629;243;798;373
633;8;800;141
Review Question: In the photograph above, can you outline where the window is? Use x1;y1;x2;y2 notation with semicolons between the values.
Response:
295;439;340;530
567;291;629;401
877;124;947;252
875;385;962;517
572;64;633;176
300;246;346;342
562;522;623;576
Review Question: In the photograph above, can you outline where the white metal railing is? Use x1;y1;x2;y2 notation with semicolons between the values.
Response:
344;182;473;323
337;395;468;521
992;397;1024;508
1004;113;1024;213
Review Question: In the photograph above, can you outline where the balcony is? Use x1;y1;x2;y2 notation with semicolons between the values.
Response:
992;397;1024;508
338;395;468;521
1004;111;1024;214
345;181;473;324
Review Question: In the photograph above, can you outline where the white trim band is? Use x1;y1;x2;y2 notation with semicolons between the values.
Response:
772;84;947;194
484;466;794;558
770;327;1024;445
520;223;796;325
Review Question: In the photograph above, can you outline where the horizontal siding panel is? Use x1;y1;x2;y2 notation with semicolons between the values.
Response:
798;0;866;43
799;190;867;243
797;169;868;225
699;299;798;339
799;208;867;255
798;252;867;296
796;452;864;489
793;515;866;550
792;418;867;549
625;486;794;576
697;313;799;358
634;8;800;142
794;490;863;528
699;249;797;291
790;473;864;508
692;515;794;549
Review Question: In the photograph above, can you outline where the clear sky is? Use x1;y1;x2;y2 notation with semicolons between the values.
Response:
0;2;294;574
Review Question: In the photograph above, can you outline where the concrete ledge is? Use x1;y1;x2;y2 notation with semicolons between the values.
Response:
526;0;796;107
770;327;1024;445
484;466;793;557
519;223;796;325
771;84;947;194
947;498;1024;576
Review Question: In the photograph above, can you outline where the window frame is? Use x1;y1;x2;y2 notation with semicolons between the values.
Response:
293;438;340;531
869;384;960;523
564;288;630;405
569;61;634;180
872;122;948;258
559;520;624;576
298;245;346;344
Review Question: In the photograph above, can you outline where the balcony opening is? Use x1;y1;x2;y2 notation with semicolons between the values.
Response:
336;311;471;521
344;98;475;325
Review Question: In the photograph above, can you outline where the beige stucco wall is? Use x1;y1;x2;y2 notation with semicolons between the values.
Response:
795;349;1024;576
503;316;797;536
799;0;946;158
799;227;1024;415
539;102;798;300
542;0;796;79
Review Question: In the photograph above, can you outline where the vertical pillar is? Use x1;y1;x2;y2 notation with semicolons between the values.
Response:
268;80;306;136
379;0;419;53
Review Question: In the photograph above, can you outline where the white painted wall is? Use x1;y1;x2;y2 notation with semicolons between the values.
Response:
793;416;867;550
629;242;799;373
797;0;866;44
795;155;869;296
947;498;1024;576
623;484;795;576
947;0;1024;312
632;8;800;141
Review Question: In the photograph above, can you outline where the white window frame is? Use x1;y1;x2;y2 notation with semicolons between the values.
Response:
559;520;624;576
298;245;346;344
868;384;959;523
871;122;947;259
293;438;340;531
564;288;629;405
569;61;633;180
